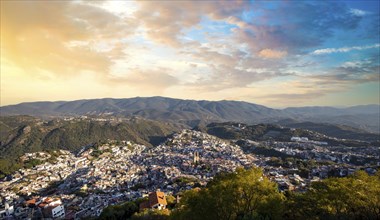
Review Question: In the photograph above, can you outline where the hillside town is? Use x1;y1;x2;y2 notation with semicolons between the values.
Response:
0;129;378;219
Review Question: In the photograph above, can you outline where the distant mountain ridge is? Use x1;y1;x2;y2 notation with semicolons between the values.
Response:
283;104;380;115
1;97;379;133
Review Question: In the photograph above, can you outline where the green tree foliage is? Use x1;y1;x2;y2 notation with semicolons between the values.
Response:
166;195;176;209
170;169;379;220
23;158;43;169
130;209;170;220
203;123;320;142
0;159;21;177
98;201;138;220
171;167;284;220
285;171;380;220
96;170;379;220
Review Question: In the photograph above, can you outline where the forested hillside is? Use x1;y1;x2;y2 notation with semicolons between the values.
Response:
1;97;378;133
197;122;379;144
0;116;180;176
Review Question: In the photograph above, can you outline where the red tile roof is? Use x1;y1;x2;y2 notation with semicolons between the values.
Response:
139;191;167;210
26;199;36;205
149;191;167;206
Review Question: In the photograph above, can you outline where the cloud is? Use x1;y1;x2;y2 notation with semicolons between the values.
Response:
232;1;364;56
1;0;379;106
179;43;294;91
183;46;238;67
259;91;329;104
312;44;380;55
224;78;340;106
108;68;179;92
1;1;134;78
350;8;369;16
321;65;379;84
303;58;380;90
259;49;287;59
133;0;250;47
254;56;380;106
187;64;294;92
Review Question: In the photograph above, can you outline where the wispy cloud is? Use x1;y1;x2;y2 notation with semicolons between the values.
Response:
350;8;369;16
312;44;380;55
1;0;379;107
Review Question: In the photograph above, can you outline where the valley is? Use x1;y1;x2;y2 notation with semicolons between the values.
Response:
0;98;379;219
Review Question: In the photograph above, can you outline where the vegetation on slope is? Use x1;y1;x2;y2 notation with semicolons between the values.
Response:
97;168;380;220
1;97;378;133
279;121;380;142
172;167;284;220
198;122;379;145
178;169;380;220
0;97;283;126
284;171;380;219
197;122;324;141
0;116;180;176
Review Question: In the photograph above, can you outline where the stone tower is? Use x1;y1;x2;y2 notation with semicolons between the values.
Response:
193;151;200;164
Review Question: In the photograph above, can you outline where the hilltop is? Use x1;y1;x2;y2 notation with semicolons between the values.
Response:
1;97;379;133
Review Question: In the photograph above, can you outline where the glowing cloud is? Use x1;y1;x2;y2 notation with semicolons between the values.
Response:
1;0;379;107
259;49;287;59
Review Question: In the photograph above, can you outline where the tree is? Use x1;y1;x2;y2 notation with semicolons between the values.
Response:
171;167;284;220
285;171;380;220
166;195;176;209
98;201;138;220
131;209;170;220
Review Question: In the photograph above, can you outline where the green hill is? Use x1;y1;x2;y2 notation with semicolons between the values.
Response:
1;97;378;133
278;121;379;142
196;122;379;146
0;116;180;176
196;122;319;141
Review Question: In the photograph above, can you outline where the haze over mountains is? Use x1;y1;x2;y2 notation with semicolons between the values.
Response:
0;96;379;179
1;97;379;133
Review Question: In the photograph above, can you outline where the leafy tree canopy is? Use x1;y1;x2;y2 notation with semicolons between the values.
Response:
285;171;380;220
171;167;284;220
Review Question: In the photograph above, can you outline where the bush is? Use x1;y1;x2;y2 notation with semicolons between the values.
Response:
99;201;138;220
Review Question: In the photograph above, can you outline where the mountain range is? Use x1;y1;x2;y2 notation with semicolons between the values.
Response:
1;96;379;133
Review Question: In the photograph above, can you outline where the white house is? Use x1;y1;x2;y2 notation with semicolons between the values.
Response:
43;204;65;218
38;197;65;219
0;203;14;218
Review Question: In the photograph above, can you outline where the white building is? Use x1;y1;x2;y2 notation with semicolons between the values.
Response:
291;137;309;142
39;198;65;219
0;203;14;218
42;204;65;218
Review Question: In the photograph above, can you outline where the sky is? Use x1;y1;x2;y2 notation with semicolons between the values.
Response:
1;0;379;108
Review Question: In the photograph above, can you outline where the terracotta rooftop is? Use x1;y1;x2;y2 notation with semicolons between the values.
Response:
38;203;47;208
149;191;167;206
139;191;167;210
26;199;36;206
